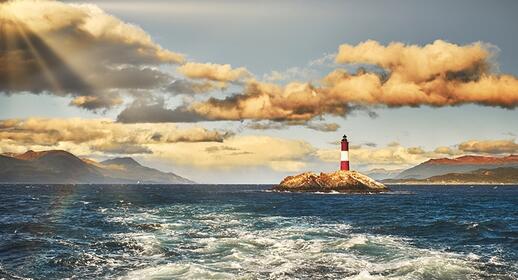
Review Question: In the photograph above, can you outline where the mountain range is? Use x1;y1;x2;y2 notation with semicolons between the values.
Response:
384;167;518;184
0;150;193;184
365;168;405;180
1;150;517;184
376;155;518;184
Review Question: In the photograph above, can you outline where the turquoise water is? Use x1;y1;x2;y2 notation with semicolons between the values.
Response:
0;184;517;279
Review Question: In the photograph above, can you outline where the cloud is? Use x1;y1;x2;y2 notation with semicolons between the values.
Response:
178;62;251;82
245;121;287;130
205;145;239;153
334;40;518;108
166;79;226;95
433;146;460;156
151;135;315;171
407;147;425;155
305;122;340;132
0;118;231;156
181;40;518;124
92;143;153;155
70;94;123;111
336;40;490;83
458;139;518;154
0;0;183;109
245;120;339;132
117;99;207;123
189;80;330;121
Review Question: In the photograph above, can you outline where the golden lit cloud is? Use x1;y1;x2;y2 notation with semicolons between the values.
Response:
0;118;230;156
150;135;315;171
336;40;489;83
178;62;251;82
0;0;184;64
0;0;183;109
333;40;518;108
178;40;518;123
458;139;518;154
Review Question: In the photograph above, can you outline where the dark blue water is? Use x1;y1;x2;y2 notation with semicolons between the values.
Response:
0;184;517;279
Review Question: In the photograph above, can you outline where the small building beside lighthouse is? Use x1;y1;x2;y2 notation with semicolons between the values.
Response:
340;135;350;171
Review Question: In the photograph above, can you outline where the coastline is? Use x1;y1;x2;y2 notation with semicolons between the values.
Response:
385;182;518;186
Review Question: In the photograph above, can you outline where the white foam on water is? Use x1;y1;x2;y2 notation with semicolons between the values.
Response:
110;206;497;279
347;270;384;280
120;263;233;280
109;232;164;256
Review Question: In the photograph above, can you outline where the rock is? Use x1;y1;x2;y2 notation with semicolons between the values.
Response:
272;170;389;193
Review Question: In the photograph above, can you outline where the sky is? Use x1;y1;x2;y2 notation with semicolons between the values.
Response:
0;0;517;183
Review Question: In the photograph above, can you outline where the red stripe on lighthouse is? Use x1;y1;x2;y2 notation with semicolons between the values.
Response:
340;136;350;171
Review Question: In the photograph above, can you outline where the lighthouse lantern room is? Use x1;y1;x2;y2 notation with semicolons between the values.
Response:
340;135;350;171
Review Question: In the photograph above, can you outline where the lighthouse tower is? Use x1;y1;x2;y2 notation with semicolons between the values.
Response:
340;135;350;171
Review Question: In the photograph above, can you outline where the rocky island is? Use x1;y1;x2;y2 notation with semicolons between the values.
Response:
272;170;390;193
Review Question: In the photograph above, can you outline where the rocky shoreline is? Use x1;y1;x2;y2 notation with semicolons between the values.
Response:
272;170;389;193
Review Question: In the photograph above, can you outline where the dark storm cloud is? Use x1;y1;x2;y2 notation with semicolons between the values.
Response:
166;79;220;95
116;99;207;123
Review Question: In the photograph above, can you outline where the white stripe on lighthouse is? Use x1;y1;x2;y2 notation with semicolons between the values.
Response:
340;151;349;161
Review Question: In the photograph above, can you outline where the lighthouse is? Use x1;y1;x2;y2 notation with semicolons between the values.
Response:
340;134;350;171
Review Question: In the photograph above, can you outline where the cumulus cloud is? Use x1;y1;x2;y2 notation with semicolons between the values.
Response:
0;0;183;109
2;2;516;134
180;40;518;123
0;118;231;156
116;99;207;123
245;121;288;130
458;139;518;154
178;62;251;82
336;40;490;83
334;40;518;108
70;94;123;111
245;120;339;132
189;80;330;121
166;79;226;95
433;146;461;156
305;122;340;132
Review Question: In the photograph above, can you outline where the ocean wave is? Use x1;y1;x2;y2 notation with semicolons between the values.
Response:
2;185;515;279
116;212;489;280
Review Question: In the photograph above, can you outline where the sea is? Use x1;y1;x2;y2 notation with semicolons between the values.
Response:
0;184;516;280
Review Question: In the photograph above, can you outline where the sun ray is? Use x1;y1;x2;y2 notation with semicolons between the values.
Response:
12;18;103;98
1;5;98;99
13;20;65;95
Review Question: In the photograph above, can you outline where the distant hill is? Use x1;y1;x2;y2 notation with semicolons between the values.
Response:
395;155;518;179
0;150;193;184
98;157;193;184
384;167;518;184
365;168;404;180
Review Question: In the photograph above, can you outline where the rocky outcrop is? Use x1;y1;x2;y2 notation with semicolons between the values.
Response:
272;170;389;193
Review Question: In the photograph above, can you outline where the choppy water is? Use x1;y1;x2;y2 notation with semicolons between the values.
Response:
0;184;517;279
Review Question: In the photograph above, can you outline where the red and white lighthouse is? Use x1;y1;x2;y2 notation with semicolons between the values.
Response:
340;135;350;171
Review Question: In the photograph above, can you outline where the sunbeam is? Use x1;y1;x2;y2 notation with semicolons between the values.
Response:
13;21;65;95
